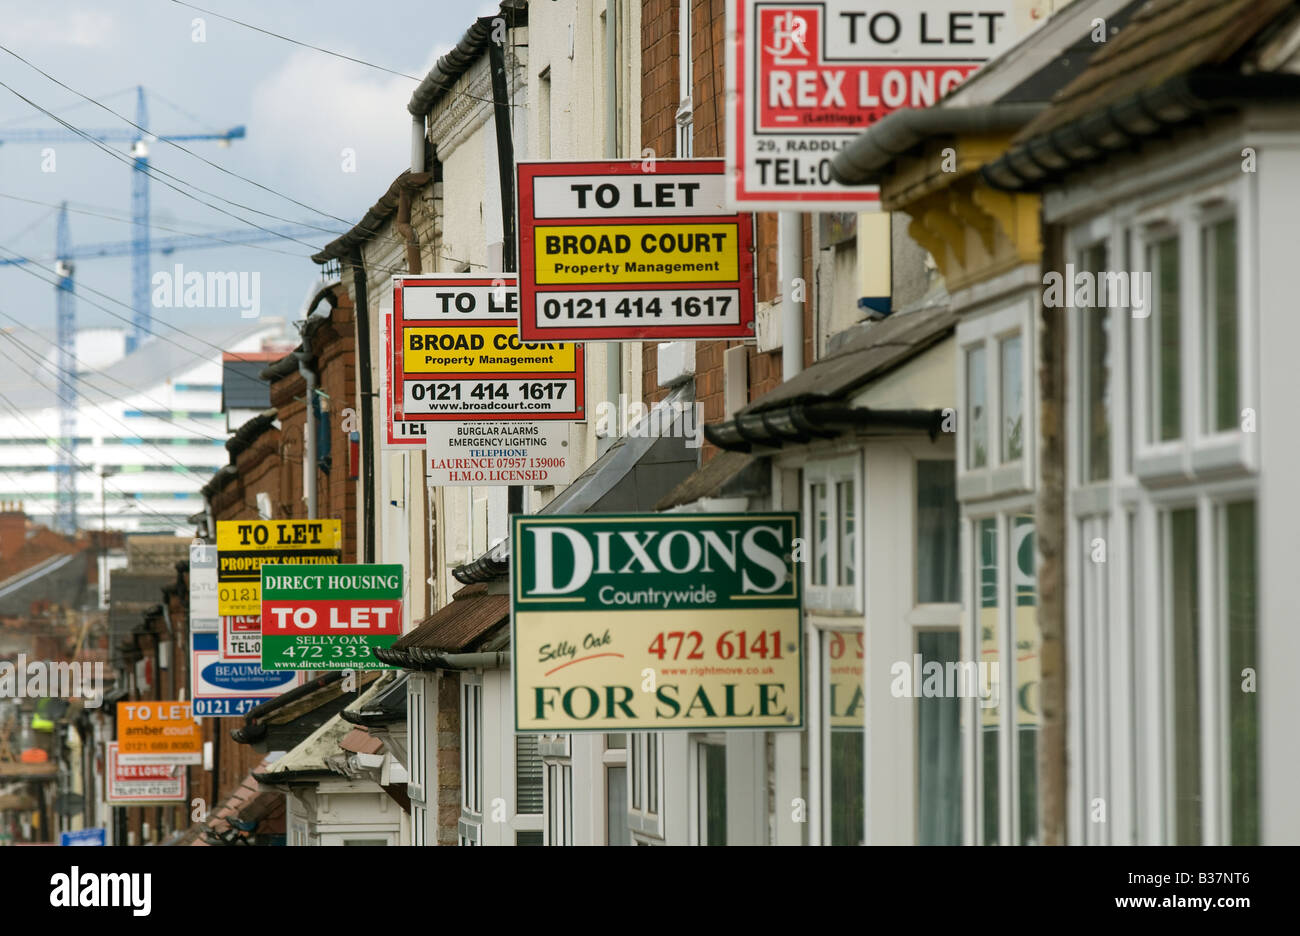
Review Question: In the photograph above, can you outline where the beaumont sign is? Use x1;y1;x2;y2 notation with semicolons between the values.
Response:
216;519;342;616
512;513;802;732
260;564;403;671
727;0;1019;209
517;159;757;341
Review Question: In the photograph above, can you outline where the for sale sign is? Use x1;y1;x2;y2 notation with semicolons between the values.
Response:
260;564;402;671
116;701;202;765
511;513;802;732
216;519;342;616
517;159;756;341
389;275;584;429
425;420;572;486
727;1;1020;209
106;742;187;803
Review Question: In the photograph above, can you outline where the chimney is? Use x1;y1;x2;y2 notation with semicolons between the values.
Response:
0;500;26;560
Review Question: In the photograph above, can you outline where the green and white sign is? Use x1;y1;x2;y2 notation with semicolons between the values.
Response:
512;513;802;732
259;564;403;670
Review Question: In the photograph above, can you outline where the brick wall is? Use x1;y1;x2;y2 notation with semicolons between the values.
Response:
641;1;813;461
434;670;460;845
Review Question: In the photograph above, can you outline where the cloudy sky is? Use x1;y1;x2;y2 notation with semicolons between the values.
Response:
0;0;499;342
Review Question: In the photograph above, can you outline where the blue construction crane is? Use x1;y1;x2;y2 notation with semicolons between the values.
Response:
0;205;333;533
0;86;246;352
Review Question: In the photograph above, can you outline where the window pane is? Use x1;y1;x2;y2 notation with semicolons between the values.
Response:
606;766;631;845
631;735;641;809
647;733;659;814
824;629;865;845
967;346;988;468
837;480;856;587
605;733;627;751
1081;243;1111;481
1225;501;1258;844
1149;237;1181;441
1012;515;1039;845
1000;335;1023;462
976;518;1000;845
917;461;959;603
700;743;727;846
1169;508;1200;844
811;482;829;586
918;630;962;845
1203;218;1239;432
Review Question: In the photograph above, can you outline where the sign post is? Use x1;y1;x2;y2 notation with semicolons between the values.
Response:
512;513;802;732
516;159;756;342
260;563;403;671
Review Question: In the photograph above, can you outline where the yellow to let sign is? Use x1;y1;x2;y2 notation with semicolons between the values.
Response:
216;519;342;616
402;326;577;375
534;222;741;284
116;701;202;765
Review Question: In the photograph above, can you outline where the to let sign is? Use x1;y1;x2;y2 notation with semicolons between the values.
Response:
511;513;803;732
216;519;342;616
116;702;202;765
260;564;403;670
727;1;1019;209
106;742;187;803
517;159;756;341
389;275;584;433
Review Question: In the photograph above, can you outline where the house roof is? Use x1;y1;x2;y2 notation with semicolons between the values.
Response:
310;171;432;264
655;450;768;511
376;583;507;668
406;0;528;117
987;0;1300;188
253;674;390;783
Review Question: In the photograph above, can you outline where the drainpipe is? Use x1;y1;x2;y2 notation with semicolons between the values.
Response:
410;115;425;175
396;187;422;275
297;336;317;520
603;0;622;453
488;24;523;516
351;247;376;562
780;212;804;381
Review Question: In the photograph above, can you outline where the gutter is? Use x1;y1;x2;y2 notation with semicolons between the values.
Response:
372;646;507;671
406;1;527;118
830;104;1046;186
705;402;945;452
982;71;1300;191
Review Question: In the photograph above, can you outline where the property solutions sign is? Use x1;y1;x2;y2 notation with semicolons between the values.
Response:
216;519;342;616
512;513;802;732
259;563;402;671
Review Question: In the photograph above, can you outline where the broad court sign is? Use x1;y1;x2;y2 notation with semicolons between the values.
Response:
512;513;802;732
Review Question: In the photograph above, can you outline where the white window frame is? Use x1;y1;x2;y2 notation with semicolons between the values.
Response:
627;732;664;840
802;452;864;612
458;676;483;845
687;733;727;846
956;298;1036;500
543;759;574;846
808;618;865;846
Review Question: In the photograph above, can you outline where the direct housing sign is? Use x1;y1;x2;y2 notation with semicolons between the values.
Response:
260;563;403;670
512;513;802;732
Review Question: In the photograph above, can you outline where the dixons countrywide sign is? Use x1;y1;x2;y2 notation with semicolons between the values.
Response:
216;519;342;616
260;564;402;671
512;513;802;732
727;0;1020;210
516;159;756;341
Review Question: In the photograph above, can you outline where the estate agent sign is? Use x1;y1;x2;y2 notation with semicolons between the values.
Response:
512;513;802;731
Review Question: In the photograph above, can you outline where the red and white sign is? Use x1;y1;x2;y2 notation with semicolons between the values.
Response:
727;1;1021;209
222;615;262;660
517;159;756;341
105;742;187;803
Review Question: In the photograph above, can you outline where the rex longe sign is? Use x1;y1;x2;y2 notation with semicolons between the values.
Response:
512;513;802;732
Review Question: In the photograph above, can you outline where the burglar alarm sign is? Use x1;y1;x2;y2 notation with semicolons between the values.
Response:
387;276;585;438
727;1;1019;209
517;159;756;341
511;513;803;732
260;563;402;671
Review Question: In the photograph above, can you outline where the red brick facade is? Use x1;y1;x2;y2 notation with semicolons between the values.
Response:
641;0;815;460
